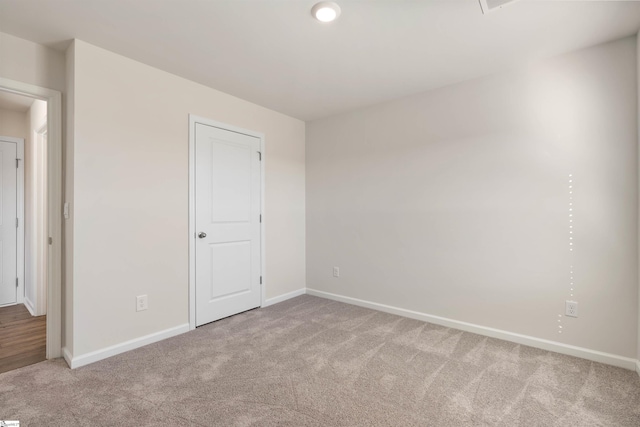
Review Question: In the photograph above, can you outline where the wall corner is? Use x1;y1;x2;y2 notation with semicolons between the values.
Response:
63;39;76;356
637;31;640;365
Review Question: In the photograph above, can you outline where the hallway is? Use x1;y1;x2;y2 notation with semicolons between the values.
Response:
0;304;46;373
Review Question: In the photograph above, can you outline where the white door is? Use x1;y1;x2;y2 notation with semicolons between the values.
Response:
0;140;17;306
195;123;262;326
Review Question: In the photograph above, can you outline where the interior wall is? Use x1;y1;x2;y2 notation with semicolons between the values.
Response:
306;36;638;359
25;99;47;316
0;107;28;139
0;32;65;92
64;41;75;355
637;31;640;364
67;40;305;358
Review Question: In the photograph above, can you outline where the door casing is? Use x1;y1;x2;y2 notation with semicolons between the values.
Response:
188;115;265;330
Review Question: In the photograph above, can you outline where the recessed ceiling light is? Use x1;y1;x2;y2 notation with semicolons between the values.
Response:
311;2;341;23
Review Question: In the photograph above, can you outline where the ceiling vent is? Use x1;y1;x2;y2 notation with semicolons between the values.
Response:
479;0;520;14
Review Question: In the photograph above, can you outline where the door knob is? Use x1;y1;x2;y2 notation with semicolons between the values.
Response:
198;232;207;239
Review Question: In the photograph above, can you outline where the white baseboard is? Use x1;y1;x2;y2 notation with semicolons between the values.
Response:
65;323;190;369
306;288;637;371
263;288;306;307
64;287;305;369
636;360;640;377
23;296;36;316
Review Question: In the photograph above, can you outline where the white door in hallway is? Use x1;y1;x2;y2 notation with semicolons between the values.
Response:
0;140;17;306
195;123;262;326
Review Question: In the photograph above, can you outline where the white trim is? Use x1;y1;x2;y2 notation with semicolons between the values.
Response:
260;133;266;309
17;138;25;306
0;77;64;359
306;288;638;371
188;117;196;330
64;323;189;369
23;296;36;316
262;288;306;308
636;360;640;377
188;115;265;331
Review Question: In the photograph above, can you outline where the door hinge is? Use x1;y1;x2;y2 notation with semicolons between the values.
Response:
15;218;18;228
257;151;262;161
259;214;262;223
16;158;19;168
48;237;53;245
16;277;18;287
260;276;262;285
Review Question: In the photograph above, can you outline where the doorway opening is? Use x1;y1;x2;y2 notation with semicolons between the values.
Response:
0;77;63;371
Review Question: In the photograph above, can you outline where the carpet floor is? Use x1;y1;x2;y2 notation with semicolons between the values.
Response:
1;295;639;426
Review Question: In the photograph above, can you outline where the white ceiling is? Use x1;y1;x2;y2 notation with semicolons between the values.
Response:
0;91;34;113
1;0;639;121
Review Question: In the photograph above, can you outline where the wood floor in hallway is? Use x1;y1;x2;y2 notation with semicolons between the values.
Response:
0;304;46;374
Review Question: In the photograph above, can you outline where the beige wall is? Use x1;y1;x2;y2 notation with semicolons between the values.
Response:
0;32;65;92
637;31;640;364
67;40;305;358
0;108;28;139
307;36;638;358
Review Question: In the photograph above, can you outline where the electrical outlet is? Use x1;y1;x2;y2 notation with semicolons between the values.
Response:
565;300;578;318
333;267;340;277
136;295;148;312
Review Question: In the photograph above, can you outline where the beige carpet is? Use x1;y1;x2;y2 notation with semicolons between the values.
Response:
1;295;639;426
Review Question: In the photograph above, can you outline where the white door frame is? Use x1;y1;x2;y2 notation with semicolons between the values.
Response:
0;77;63;359
188;114;265;331
0;136;25;308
